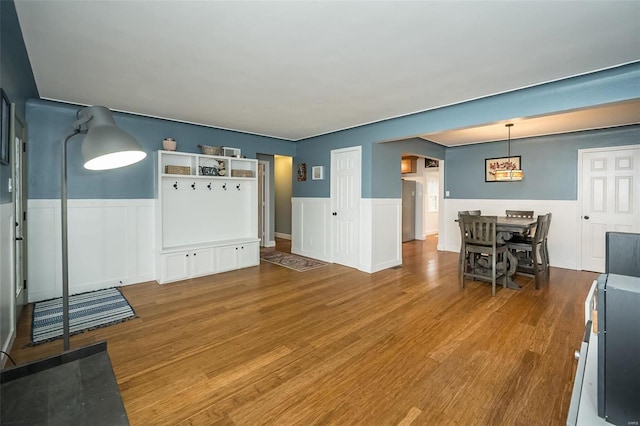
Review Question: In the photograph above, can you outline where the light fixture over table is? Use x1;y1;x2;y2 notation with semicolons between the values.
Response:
495;123;524;181
61;106;146;350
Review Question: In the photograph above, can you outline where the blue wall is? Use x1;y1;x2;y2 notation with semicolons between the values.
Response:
445;125;640;200
27;99;296;199
0;0;39;204
293;62;640;199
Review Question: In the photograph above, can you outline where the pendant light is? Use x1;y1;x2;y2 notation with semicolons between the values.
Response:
495;123;524;181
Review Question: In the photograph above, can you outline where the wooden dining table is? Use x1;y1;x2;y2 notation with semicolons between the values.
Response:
457;215;537;290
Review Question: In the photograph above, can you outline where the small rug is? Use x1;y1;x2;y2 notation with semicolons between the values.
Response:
260;249;328;272
30;287;137;346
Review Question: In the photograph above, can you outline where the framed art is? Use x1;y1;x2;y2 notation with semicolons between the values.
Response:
312;166;324;180
0;89;10;165
297;163;307;181
485;156;521;182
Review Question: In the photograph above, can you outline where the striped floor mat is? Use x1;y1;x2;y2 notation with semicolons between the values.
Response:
30;287;137;345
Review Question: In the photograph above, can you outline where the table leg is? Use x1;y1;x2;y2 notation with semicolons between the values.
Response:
505;250;521;290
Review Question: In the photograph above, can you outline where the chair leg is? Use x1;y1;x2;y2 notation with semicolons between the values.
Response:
533;246;540;290
460;251;465;289
491;252;497;297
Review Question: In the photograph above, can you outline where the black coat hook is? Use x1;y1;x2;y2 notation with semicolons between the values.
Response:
222;183;227;191
191;182;196;190
236;184;241;191
207;183;212;190
173;182;178;190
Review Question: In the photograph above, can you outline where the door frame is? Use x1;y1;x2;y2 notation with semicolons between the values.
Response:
258;160;272;247
576;144;640;271
11;105;28;325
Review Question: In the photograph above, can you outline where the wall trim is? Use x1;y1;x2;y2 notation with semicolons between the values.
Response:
274;232;291;240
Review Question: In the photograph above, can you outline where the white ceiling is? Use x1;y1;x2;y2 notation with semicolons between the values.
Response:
14;1;640;142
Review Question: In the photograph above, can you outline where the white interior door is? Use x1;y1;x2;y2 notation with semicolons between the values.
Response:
331;146;361;269
580;146;640;272
12;108;27;322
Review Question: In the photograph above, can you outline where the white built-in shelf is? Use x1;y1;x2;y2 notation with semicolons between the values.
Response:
155;150;260;284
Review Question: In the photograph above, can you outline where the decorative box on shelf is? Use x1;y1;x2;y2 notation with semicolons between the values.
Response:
165;165;191;175
231;169;254;178
223;147;241;157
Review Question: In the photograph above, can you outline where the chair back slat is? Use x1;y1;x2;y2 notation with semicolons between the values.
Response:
506;210;534;218
462;215;498;246
468;210;482;216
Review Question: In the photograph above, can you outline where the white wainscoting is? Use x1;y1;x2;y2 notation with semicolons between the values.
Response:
291;197;331;262
1;202;15;363
442;199;580;270
292;197;402;273
27;199;155;303
360;198;402;273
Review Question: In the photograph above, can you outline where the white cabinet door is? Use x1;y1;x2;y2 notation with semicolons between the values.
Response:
215;245;239;273
238;242;259;268
189;248;215;277
161;251;189;283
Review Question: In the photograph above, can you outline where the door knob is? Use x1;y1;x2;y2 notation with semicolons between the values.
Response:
583;215;590;220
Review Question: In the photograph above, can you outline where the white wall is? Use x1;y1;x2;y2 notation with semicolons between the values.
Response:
28;199;155;302
442;198;580;270
1;202;15;363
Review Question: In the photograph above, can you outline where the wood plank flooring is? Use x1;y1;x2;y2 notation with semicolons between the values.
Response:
8;236;597;425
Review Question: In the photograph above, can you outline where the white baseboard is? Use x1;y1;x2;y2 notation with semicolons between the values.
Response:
274;232;291;240
264;240;276;247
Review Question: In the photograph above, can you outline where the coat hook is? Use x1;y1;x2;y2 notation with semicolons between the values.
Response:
236;184;241;191
207;183;212;190
191;182;196;190
173;182;178;190
222;183;227;191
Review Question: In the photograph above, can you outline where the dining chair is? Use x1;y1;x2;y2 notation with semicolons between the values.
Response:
457;211;470;275
505;210;534;218
468;210;482;216
507;213;550;289
460;215;508;296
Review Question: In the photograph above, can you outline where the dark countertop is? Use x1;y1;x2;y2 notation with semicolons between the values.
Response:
1;341;129;426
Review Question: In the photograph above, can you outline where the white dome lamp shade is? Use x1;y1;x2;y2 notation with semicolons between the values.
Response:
78;106;147;170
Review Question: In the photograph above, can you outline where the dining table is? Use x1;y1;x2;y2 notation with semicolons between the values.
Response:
457;215;538;290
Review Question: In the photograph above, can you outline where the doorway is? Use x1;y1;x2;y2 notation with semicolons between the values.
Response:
401;155;440;242
579;145;640;272
258;161;269;247
11;106;28;322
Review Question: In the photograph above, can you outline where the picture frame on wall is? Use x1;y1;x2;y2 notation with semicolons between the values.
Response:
485;156;521;182
312;166;324;180
0;89;10;165
297;163;307;181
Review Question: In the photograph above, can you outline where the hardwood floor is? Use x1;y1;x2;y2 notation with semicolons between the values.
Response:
8;236;597;425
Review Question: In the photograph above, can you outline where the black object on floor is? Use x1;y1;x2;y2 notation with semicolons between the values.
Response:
1;341;129;426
